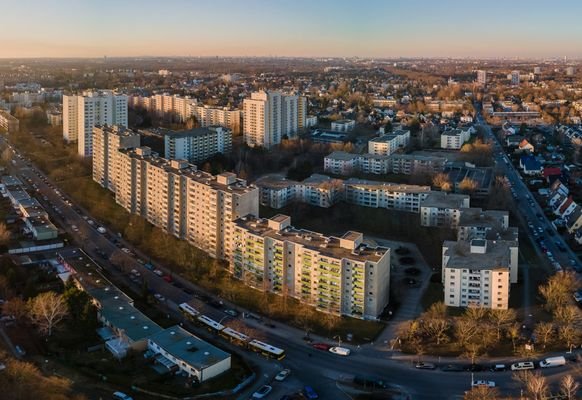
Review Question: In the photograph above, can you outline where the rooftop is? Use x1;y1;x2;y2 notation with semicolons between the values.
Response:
420;191;470;209
443;239;517;271
236;215;389;263
344;178;431;194
147;325;230;370
325;151;359;161
163;127;225;138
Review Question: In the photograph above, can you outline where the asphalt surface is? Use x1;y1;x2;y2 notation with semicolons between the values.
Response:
2;133;582;400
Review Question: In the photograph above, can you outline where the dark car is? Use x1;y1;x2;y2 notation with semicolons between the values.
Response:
303;386;319;399
464;364;484;372
312;343;332;351
415;362;437;370
442;364;464;372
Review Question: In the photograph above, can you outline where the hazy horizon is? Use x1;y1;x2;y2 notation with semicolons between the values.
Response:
2;0;582;59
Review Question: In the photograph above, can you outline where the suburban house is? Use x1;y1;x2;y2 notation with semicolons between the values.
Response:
517;139;535;153
519;155;542;175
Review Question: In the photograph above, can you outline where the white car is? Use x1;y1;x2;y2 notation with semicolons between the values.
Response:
329;346;351;356
153;269;164;277
472;380;495;388
274;369;290;381
252;385;272;399
511;362;535;371
97;226;106;234
112;392;133;400
153;293;165;302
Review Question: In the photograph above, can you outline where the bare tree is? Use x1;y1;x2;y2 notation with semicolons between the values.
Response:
0;223;11;246
424;317;450;345
2;297;27;321
432;172;452;192
28;292;68;336
526;372;549;400
455;318;479;347
458;177;478;194
463;386;500;400
533;322;554;350
464;306;488;322
507;323;520;352
489;308;516;340
539;271;580;312
559;375;580;400
553;305;578;326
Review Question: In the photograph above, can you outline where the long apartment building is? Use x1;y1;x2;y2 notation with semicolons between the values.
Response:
63;90;128;156
0;110;19;133
92;125;141;192
324;151;446;176
419;192;471;228
442;238;518;310
243;91;306;148
191;104;242;135
94;144;258;259
255;174;343;209
343;178;431;213
368;129;411;156
232;214;390;319
130;94;195;123
164;126;232;164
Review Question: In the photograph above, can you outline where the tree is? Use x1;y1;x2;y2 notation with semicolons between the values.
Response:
432;172;452;192
458;177;478;194
0;223;11;246
463;386;500;400
507;323;520;352
489;308;517;340
455;318;479;347
533;322;554;349
526;372;549;400
559;375;580;400
539;271;580;312
2;297;27;321
28;291;68;336
553;305;578;326
62;280;97;334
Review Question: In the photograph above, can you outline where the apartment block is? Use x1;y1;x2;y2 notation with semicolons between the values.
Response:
442;239;518;310
331;119;355;132
297;96;308;129
232;215;390;319
105;147;258;260
0;110;19;133
63;90;128;156
419;192;471;228
243;91;300;148
457;208;513;241
324;151;446;177
255;174;343;209
92;125;141;193
191;104;242;135
440;128;471;150
343;178;431;213
130;94;196;123
368;129;411;156
164;126;232;164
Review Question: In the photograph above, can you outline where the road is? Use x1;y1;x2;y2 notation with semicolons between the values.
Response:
2;134;581;399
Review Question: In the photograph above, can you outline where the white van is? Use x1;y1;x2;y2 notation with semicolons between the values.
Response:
329;346;351;356
511;361;535;371
540;356;566;368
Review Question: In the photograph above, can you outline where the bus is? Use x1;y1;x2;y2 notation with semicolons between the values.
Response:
220;327;251;346
248;339;286;360
178;303;200;320
197;315;225;332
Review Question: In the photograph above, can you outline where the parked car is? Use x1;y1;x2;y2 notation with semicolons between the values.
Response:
112;392;133;400
224;309;238;317
153;269;163;276
312;343;332;351
540;356;566;368
489;364;506;372
415;362;436;370
303;386;319;399
252;385;272;399
511;362;535;371
441;364;464;372
329;346;351;356
97;226;106;234
472;380;496;388
274;369;291;381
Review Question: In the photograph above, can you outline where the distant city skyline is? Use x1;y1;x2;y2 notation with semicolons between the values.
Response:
2;0;582;59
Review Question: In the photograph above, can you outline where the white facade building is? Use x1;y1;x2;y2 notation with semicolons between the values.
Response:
331;119;355;132
164;126;232;164
368;129;411;156
440;128;471;150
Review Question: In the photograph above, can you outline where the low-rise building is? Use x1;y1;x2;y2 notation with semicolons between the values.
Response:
442;239;518;310
440;128;471;149
324;151;446;176
419;192;471;228
519;155;543;175
444;163;493;198
368;129;410;156
255;174;342;209
456;208;514;241
331;119;355;132
232;215;390;319
344;178;431;213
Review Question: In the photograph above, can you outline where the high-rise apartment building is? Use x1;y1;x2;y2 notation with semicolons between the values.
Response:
442;239;518;310
297;96;307;130
92;125;141;192
95;144;259;260
477;70;487;85
63;91;128;156
191;105;242;134
510;70;520;85
243;91;300;148
164;126;232;164
232;215;390;319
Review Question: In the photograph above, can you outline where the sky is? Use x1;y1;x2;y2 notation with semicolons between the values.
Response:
1;0;582;59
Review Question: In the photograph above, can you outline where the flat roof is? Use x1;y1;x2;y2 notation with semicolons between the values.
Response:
254;174;298;189
443;239;517;271
344;178;431;194
420;192;470;209
325;151;358;161
148;325;230;370
236;215;388;263
164;127;223;138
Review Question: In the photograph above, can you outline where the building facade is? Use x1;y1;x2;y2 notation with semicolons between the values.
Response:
368;129;411;156
164;126;232;164
232;215;390;319
343;179;431;213
419;192;471;228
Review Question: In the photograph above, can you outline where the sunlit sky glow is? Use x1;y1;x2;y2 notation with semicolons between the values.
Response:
2;0;582;58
